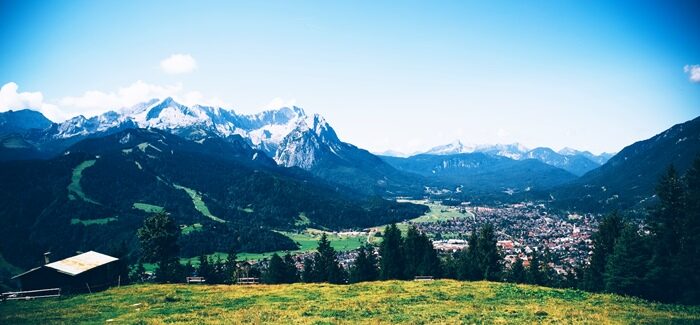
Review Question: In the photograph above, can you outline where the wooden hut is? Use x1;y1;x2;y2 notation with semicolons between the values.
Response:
12;251;120;293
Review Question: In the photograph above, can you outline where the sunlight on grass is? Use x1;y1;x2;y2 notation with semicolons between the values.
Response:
67;159;101;205
173;184;225;223
1;280;698;324
132;203;165;214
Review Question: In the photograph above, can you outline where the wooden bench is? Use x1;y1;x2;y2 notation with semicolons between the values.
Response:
414;276;434;281
237;277;259;285
186;277;206;284
1;288;61;301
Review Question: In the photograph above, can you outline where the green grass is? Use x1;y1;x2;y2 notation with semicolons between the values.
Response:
237;207;254;213
70;217;117;226
409;200;473;223
185;228;368;263
294;212;311;226
136;142;162;153
132;203;165;214
66;159;101;205
369;200;472;237
2;280;698;324
173;184;225;223
180;223;203;235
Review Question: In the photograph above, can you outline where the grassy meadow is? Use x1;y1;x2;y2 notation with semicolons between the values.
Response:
2;280;698;324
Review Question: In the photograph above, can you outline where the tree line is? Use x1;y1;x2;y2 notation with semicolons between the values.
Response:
577;160;700;304
131;158;700;305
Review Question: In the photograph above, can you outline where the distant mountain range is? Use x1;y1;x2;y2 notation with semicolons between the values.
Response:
381;152;578;193
416;140;613;176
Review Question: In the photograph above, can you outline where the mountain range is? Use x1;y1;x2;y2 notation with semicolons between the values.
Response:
0;98;422;195
1;98;699;271
417;140;613;176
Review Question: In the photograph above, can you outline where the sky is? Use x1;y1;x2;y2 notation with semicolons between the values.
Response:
1;0;699;155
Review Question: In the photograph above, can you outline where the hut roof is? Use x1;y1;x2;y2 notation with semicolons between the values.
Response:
45;251;118;276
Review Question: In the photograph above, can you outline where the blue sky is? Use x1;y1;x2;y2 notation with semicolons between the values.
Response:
1;0;699;154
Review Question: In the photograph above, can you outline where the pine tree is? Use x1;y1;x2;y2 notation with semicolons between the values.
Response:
313;234;344;283
130;260;147;283
379;224;405;280
403;226;441;279
527;251;545;285
646;166;686;302
457;230;480;280
476;223;501;281
350;244;379;283
508;257;526;284
197;254;212;279
264;253;288;284
679;157;700;303
282;253;299;283
301;256;317;283
222;246;238;284
604;225;650;297
584;212;624;292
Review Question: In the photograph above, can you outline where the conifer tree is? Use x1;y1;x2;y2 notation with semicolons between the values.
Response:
223;246;238;284
379;224;405;280
584;212;624;292
312;233;344;283
476;223;501;281
679;157;700;303
264;253;288;284
301;256;317;283
604;225;650;297
646;166;686;301
350;244;379;283
527;251;545;285
283;253;299;283
508;258;526;284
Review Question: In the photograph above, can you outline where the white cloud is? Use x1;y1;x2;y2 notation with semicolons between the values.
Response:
58;80;184;118
261;97;297;109
1;81;231;122
160;54;197;74
0;82;62;121
0;82;43;110
685;65;700;83
497;128;510;138
57;80;231;117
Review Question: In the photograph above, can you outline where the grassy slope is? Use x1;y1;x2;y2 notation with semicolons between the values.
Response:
2;280;698;324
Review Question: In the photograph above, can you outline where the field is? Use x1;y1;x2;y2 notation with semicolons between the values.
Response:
67;159;100;204
2;280;698;324
70;217;117;226
368;200;473;237
133;203;165;214
187;229;368;264
173;184;226;223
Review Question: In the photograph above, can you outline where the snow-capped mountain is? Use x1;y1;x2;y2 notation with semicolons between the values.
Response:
524;147;600;176
273;114;342;169
36;97;308;157
424;141;529;159
558;147;614;165
0;98;422;194
422;140;613;176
